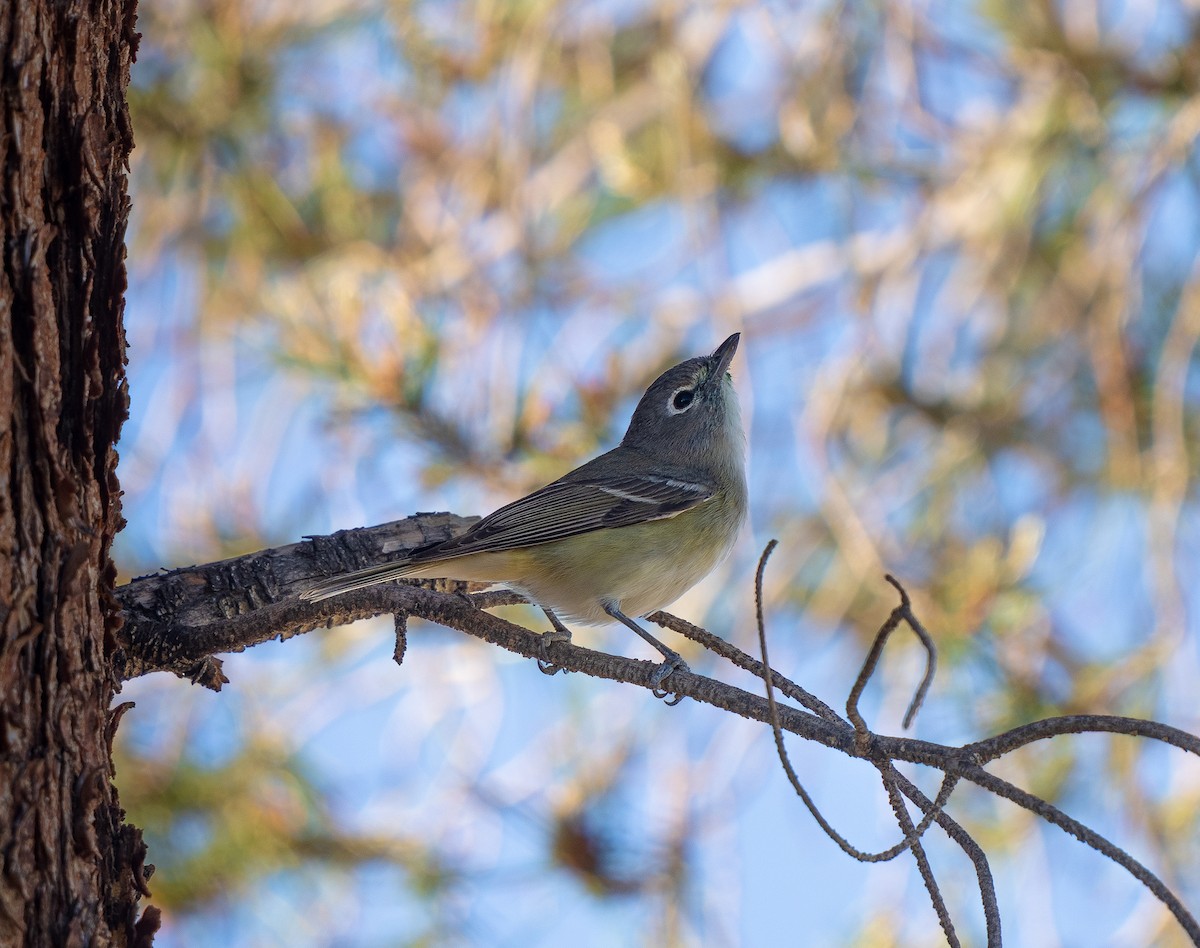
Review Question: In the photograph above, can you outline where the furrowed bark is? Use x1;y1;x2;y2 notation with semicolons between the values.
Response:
0;1;150;943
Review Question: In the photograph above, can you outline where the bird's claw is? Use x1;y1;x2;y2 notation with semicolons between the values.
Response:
649;653;689;703
537;629;571;676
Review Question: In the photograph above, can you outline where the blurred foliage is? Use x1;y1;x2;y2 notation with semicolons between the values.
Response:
117;0;1200;944
117;738;459;913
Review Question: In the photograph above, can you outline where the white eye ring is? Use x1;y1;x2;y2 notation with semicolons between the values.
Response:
668;386;696;415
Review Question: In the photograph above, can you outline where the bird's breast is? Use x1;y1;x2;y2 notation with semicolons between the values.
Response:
512;486;747;624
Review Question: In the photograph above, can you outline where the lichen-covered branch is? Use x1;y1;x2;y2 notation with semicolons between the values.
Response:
114;512;478;685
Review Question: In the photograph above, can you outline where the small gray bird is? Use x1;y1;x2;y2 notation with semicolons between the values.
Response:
302;334;748;688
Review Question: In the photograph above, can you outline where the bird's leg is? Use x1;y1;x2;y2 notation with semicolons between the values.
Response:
602;603;689;699
538;608;572;676
542;608;572;643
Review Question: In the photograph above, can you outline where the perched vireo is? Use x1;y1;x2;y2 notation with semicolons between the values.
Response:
302;333;748;688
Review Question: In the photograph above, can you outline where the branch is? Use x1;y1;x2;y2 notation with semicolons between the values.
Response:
885;764;1002;947
961;763;1200;944
113;517;1200;945
846;573;936;732
881;769;961;948
966;714;1200;762
114;512;480;687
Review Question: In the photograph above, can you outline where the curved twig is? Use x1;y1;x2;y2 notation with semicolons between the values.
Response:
966;715;1200;762
880;769;960;948
887;765;1003;947
846;573;936;734
755;541;959;863
961;763;1200;943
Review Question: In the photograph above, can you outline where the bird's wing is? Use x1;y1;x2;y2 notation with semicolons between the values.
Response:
407;472;715;561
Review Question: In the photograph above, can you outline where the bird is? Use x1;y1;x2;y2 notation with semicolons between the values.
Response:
301;333;747;690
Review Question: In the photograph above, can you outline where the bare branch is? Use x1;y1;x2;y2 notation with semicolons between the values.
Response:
880;770;960;948
114;512;479;686
113;521;1200;945
753;540;960;864
649;609;843;724
961;763;1200;943
886;765;1003;947
846;574;936;734
966;715;1200;762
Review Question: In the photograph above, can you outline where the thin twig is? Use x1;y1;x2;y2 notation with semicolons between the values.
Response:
846;574;936;734
887;766;1003;947
755;541;958;863
886;575;937;729
649;609;843;724
742;546;999;943
393;612;408;667
966;714;1200;762
962;763;1200;943
880;768;960;948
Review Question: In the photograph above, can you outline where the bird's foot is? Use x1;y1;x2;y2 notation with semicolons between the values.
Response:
650;651;689;705
537;627;572;676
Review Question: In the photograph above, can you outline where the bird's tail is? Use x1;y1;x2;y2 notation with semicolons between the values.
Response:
299;560;420;602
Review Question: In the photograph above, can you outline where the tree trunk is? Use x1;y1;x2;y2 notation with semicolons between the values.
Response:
0;1;153;944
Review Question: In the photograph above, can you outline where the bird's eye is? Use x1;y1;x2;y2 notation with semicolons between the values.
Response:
670;388;695;413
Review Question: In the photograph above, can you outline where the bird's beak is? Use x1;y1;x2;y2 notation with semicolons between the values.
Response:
708;333;740;382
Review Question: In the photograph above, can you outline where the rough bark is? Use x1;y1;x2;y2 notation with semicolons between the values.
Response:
115;511;478;686
0;1;153;944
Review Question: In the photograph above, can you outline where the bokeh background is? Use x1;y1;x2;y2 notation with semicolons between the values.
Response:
114;0;1200;945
